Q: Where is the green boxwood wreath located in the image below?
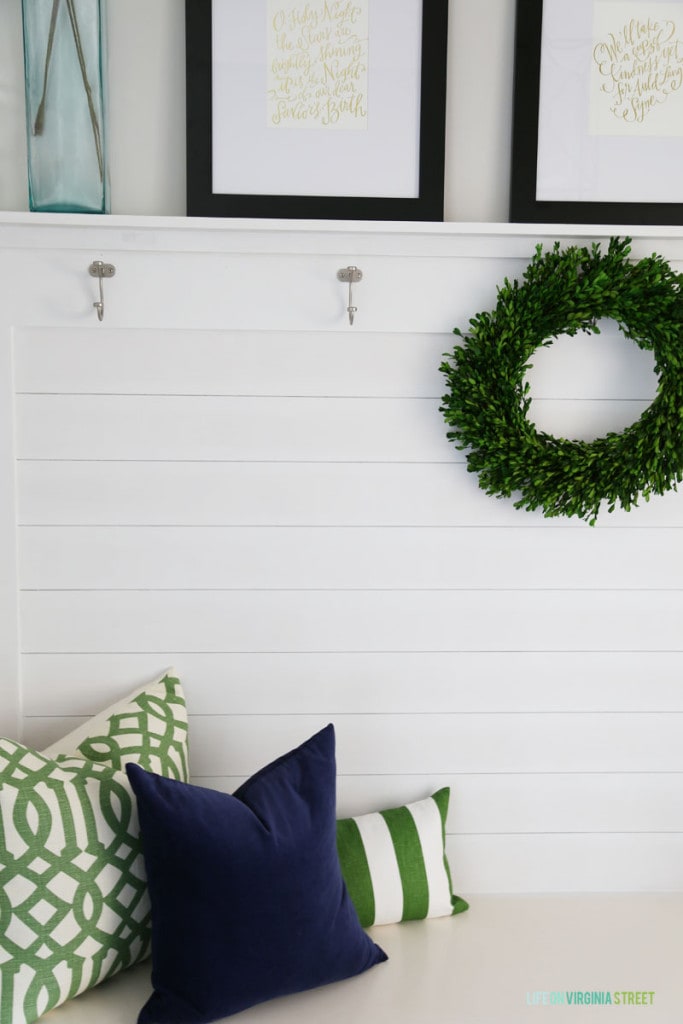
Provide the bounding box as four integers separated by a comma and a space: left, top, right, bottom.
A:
439, 237, 683, 525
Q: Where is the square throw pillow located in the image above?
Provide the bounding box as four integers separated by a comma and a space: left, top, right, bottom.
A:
0, 671, 188, 1024
127, 724, 387, 1023
336, 788, 469, 927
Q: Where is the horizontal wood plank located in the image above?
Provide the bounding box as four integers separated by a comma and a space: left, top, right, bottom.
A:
18, 460, 683, 527
14, 328, 449, 398
15, 395, 454, 462
191, 713, 683, 777
19, 589, 683, 656
20, 651, 683, 717
22, 712, 683, 775
15, 394, 654, 462
18, 525, 683, 590
449, 833, 683, 892
193, 772, 683, 834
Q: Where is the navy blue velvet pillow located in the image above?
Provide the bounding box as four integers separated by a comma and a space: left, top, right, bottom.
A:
126, 725, 387, 1023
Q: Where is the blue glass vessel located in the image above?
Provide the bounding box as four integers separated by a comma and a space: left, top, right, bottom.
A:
22, 0, 109, 213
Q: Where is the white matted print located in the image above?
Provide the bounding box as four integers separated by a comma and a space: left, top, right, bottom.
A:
212, 0, 421, 199
266, 0, 369, 130
590, 3, 683, 135
536, 0, 683, 203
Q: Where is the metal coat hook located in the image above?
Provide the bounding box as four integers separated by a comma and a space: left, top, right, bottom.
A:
88, 260, 116, 321
337, 266, 362, 325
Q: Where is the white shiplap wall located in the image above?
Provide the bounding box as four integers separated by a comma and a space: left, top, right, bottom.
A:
2, 214, 683, 894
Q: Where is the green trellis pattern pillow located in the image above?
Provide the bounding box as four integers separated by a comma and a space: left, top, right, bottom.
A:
336, 788, 469, 927
0, 671, 188, 1024
40, 671, 188, 777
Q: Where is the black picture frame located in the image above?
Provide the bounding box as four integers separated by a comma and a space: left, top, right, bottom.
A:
185, 0, 448, 221
510, 0, 683, 225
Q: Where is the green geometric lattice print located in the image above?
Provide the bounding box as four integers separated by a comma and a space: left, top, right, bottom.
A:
45, 673, 189, 781
0, 746, 148, 1023
0, 672, 189, 1024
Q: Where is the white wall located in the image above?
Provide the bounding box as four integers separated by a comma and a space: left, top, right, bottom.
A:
0, 0, 515, 221
2, 216, 683, 894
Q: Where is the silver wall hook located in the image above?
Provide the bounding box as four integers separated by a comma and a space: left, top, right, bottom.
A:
88, 260, 116, 321
337, 266, 362, 326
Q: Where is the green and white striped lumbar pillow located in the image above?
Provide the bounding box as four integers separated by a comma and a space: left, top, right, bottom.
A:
336, 788, 469, 927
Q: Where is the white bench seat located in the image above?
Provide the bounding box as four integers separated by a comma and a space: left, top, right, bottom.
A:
43, 893, 683, 1024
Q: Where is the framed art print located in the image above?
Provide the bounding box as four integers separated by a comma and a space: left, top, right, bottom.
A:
511, 0, 683, 223
185, 0, 449, 220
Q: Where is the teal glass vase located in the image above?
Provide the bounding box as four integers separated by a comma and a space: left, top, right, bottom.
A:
21, 0, 109, 213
